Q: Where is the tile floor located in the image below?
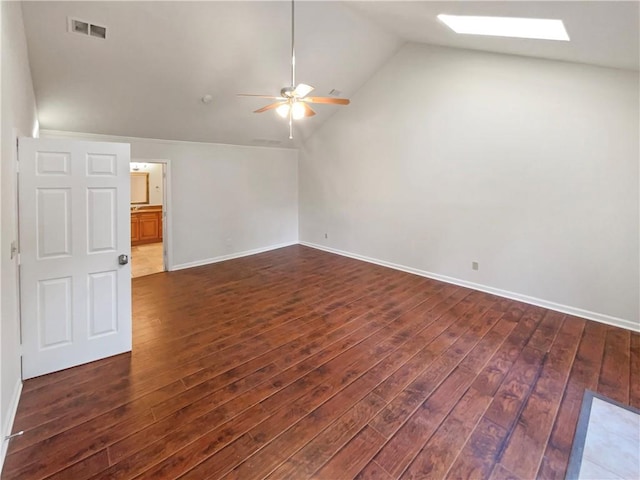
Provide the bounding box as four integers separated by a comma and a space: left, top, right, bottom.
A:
131, 242, 164, 278
571, 393, 640, 479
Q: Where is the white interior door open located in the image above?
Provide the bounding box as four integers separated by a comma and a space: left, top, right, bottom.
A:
19, 137, 132, 379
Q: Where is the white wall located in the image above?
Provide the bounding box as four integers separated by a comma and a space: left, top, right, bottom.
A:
130, 162, 163, 206
299, 43, 639, 330
147, 163, 163, 206
1, 1, 39, 467
43, 131, 299, 269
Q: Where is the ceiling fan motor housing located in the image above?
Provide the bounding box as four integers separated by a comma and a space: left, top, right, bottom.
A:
281, 87, 296, 98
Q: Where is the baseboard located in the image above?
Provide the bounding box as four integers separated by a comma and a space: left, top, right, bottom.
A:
171, 241, 299, 271
300, 241, 639, 333
1, 379, 23, 472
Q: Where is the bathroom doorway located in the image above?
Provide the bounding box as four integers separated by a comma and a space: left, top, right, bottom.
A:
130, 160, 169, 278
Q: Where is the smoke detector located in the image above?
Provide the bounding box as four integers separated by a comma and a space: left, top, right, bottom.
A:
68, 17, 107, 39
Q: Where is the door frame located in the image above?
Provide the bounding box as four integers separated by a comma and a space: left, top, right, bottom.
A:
130, 159, 172, 271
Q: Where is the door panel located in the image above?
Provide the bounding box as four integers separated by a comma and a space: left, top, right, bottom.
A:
19, 138, 132, 379
88, 271, 118, 337
87, 153, 116, 176
87, 188, 117, 253
36, 151, 69, 175
139, 214, 159, 240
36, 188, 72, 258
37, 277, 72, 348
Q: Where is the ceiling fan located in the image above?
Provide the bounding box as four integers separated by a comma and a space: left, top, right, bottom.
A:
238, 0, 350, 139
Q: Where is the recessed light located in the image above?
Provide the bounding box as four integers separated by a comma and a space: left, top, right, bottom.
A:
201, 94, 213, 104
437, 14, 570, 41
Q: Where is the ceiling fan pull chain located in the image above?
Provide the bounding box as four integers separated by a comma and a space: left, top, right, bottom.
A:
289, 110, 293, 140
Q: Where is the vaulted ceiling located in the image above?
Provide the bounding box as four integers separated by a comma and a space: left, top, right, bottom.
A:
21, 1, 639, 148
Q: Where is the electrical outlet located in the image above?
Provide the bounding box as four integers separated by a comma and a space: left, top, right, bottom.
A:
472, 261, 479, 271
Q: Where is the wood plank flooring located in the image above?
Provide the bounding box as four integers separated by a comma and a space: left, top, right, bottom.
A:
2, 245, 638, 479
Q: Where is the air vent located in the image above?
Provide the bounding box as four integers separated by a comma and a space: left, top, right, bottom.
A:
68, 17, 107, 39
329, 89, 342, 97
90, 24, 106, 39
70, 18, 88, 35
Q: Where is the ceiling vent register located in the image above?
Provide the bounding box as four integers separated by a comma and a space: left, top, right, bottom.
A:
68, 18, 107, 39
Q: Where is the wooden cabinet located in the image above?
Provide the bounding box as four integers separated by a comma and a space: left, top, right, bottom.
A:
131, 207, 163, 245
131, 216, 140, 243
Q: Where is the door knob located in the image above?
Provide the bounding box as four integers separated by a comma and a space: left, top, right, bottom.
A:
118, 254, 129, 265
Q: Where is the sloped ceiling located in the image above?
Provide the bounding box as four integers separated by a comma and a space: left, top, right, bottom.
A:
22, 1, 402, 147
347, 1, 639, 71
21, 1, 638, 148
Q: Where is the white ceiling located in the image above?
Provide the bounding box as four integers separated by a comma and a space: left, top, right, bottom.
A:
21, 1, 639, 148
22, 1, 402, 147
347, 1, 639, 71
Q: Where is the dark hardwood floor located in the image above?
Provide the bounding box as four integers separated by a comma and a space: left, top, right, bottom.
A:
2, 245, 638, 479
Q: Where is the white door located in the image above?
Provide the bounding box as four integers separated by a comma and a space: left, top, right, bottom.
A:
19, 138, 132, 379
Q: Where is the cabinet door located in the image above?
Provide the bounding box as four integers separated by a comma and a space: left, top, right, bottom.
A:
131, 216, 140, 242
139, 213, 159, 241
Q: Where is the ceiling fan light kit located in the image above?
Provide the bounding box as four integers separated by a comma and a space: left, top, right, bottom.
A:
277, 101, 306, 120
237, 0, 350, 139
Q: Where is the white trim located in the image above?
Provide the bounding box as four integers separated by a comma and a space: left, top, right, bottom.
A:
162, 160, 173, 271
40, 129, 297, 152
171, 241, 298, 271
300, 241, 640, 333
1, 380, 22, 471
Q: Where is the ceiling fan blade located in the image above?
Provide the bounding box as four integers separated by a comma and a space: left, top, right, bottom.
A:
238, 94, 285, 100
301, 103, 316, 117
303, 97, 350, 105
254, 102, 286, 113
293, 83, 314, 98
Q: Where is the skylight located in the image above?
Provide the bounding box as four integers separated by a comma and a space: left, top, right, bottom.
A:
437, 14, 570, 41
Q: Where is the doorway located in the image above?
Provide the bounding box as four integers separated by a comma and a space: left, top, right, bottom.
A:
129, 160, 169, 278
